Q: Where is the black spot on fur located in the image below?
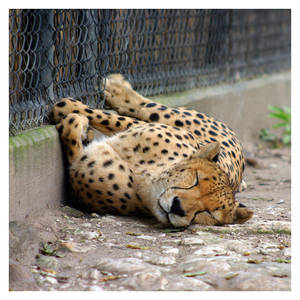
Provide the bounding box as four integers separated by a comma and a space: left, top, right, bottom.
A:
80, 155, 88, 161
108, 173, 115, 180
158, 105, 168, 111
68, 117, 75, 124
142, 147, 150, 153
88, 161, 95, 168
150, 113, 159, 121
85, 108, 93, 114
183, 111, 192, 116
146, 102, 157, 107
103, 159, 113, 167
56, 101, 66, 107
208, 130, 218, 136
101, 120, 109, 126
175, 120, 184, 127
133, 144, 141, 152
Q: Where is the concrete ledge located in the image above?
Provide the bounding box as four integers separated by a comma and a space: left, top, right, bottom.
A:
9, 126, 65, 221
9, 72, 290, 221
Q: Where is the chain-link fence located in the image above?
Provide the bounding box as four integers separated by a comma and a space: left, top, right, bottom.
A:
9, 9, 291, 135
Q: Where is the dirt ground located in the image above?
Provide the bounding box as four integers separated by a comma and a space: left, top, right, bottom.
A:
9, 142, 291, 291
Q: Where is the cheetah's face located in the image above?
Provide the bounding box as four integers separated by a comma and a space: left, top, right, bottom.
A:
152, 143, 253, 227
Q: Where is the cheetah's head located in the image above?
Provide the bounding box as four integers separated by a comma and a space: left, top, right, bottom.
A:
153, 142, 253, 227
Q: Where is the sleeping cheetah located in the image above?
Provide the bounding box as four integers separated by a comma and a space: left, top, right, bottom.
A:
52, 74, 253, 227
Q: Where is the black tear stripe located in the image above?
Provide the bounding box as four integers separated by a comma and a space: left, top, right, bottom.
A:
170, 172, 199, 190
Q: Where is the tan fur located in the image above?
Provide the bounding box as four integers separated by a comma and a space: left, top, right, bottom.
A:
52, 74, 253, 227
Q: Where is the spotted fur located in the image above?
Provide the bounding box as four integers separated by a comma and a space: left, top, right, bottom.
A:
52, 74, 253, 227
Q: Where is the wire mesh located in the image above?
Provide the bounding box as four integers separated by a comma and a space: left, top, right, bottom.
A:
9, 9, 291, 135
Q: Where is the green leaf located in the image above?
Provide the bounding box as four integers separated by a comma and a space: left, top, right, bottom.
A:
272, 122, 288, 129
269, 112, 289, 121
259, 128, 276, 141
268, 105, 284, 113
282, 134, 291, 145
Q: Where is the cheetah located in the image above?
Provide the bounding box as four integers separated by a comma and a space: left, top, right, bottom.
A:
52, 74, 253, 227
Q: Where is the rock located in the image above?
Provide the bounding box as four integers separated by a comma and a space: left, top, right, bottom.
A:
284, 247, 291, 257
88, 285, 104, 291
226, 272, 290, 291
180, 237, 205, 246
9, 221, 41, 266
81, 223, 92, 228
178, 258, 231, 274
83, 231, 100, 240
96, 257, 153, 274
163, 275, 212, 291
136, 235, 157, 241
60, 241, 96, 253
9, 261, 39, 291
193, 245, 228, 256
89, 269, 101, 280
120, 270, 163, 290
224, 240, 252, 255
61, 206, 86, 218
161, 247, 179, 255
43, 276, 58, 285
147, 256, 176, 266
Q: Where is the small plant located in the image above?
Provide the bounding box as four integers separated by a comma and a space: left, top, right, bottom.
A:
260, 105, 291, 147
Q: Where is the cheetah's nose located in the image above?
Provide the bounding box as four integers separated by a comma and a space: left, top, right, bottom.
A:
170, 196, 186, 217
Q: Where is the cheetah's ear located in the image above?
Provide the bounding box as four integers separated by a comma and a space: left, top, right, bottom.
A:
197, 141, 221, 162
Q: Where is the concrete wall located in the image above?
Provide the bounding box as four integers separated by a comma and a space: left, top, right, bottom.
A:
9, 126, 66, 221
9, 72, 291, 221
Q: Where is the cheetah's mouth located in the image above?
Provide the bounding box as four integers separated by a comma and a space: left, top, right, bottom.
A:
158, 201, 171, 224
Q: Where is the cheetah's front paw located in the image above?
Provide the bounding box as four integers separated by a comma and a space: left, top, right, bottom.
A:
104, 74, 139, 115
